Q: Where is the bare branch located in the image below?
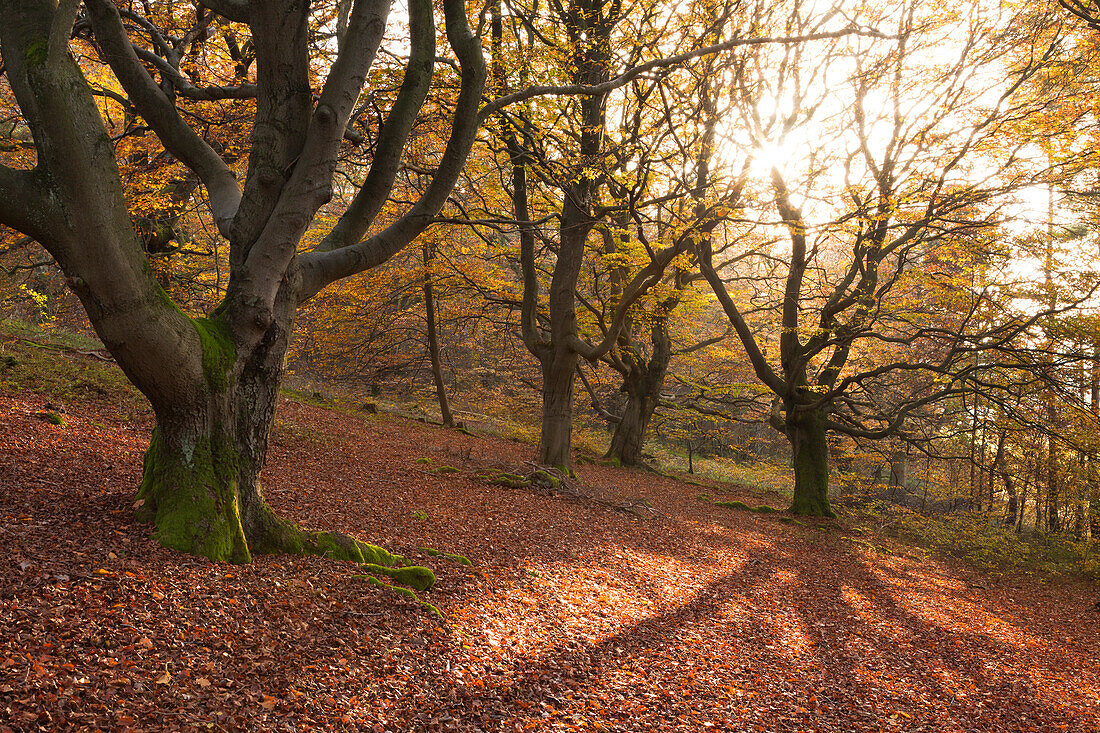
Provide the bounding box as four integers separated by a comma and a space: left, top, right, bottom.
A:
85, 0, 241, 234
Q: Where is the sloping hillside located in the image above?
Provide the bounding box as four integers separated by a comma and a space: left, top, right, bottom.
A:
1, 331, 1098, 732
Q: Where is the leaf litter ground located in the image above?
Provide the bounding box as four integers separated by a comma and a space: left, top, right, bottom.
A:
1, 388, 1098, 732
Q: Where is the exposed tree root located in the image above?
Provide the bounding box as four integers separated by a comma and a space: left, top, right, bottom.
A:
472, 462, 661, 518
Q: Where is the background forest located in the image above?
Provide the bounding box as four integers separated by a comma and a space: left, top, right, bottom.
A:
2, 0, 1100, 571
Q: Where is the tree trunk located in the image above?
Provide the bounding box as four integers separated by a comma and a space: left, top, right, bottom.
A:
423, 243, 454, 427
889, 449, 908, 491
133, 305, 402, 565
605, 363, 664, 467
787, 407, 836, 517
606, 387, 654, 466
133, 312, 274, 562
605, 307, 672, 466
538, 348, 578, 467
1003, 472, 1018, 528
1047, 433, 1061, 533
135, 394, 251, 563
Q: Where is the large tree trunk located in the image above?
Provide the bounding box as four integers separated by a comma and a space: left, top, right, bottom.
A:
606, 308, 672, 466
538, 349, 578, 467
787, 407, 836, 517
135, 395, 251, 562
606, 386, 654, 466
133, 302, 401, 565
606, 364, 665, 466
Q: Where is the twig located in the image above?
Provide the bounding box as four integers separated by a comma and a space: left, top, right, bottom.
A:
8, 336, 114, 362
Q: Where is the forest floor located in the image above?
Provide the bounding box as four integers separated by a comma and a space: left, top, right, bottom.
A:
2, 339, 1099, 732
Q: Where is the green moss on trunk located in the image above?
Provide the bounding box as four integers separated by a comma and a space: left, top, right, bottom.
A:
134, 307, 429, 578
191, 316, 234, 392
243, 503, 409, 567
788, 410, 837, 518
136, 428, 251, 563
24, 37, 48, 66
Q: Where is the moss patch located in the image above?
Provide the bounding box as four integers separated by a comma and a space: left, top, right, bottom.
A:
419, 547, 473, 566
712, 499, 781, 514
530, 469, 561, 488
191, 316, 234, 392
243, 501, 407, 568
136, 428, 251, 564
295, 529, 405, 566
482, 470, 528, 488
356, 575, 442, 617
24, 37, 48, 67
362, 563, 436, 591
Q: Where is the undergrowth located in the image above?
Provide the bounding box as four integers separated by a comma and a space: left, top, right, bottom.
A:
855, 503, 1100, 578
0, 319, 142, 412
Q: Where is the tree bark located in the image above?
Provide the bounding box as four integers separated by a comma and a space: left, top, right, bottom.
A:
1047, 431, 1061, 533
787, 407, 836, 517
1003, 471, 1018, 528
538, 347, 578, 466
132, 298, 392, 563
423, 242, 454, 427
606, 385, 656, 466
605, 317, 671, 466
889, 449, 908, 491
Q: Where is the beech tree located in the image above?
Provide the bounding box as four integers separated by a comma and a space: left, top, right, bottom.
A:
587, 67, 734, 466
0, 0, 486, 563
699, 0, 1090, 516
488, 0, 859, 467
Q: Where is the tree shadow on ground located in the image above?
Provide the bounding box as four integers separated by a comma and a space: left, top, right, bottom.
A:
383, 542, 1100, 732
